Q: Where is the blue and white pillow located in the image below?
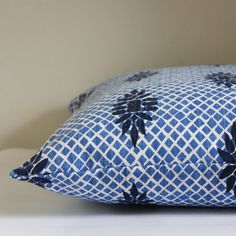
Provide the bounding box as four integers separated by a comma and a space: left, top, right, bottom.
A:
10, 65, 236, 206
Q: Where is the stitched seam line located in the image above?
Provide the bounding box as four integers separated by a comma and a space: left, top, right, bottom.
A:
38, 161, 225, 178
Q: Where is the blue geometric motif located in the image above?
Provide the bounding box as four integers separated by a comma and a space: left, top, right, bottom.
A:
10, 65, 236, 207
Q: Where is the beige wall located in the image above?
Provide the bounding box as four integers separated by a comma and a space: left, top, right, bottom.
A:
0, 0, 236, 149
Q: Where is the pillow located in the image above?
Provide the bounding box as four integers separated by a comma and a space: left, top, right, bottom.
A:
10, 65, 236, 206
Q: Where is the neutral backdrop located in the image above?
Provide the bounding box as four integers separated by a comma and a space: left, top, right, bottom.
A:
1, 0, 236, 150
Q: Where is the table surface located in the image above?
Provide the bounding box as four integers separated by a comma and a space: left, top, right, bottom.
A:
1, 148, 236, 236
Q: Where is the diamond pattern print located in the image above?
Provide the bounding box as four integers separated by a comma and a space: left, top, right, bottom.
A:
10, 65, 236, 206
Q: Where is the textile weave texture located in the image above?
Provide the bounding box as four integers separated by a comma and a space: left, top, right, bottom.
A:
10, 65, 236, 206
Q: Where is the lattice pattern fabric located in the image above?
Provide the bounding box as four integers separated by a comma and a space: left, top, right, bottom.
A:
10, 65, 236, 206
